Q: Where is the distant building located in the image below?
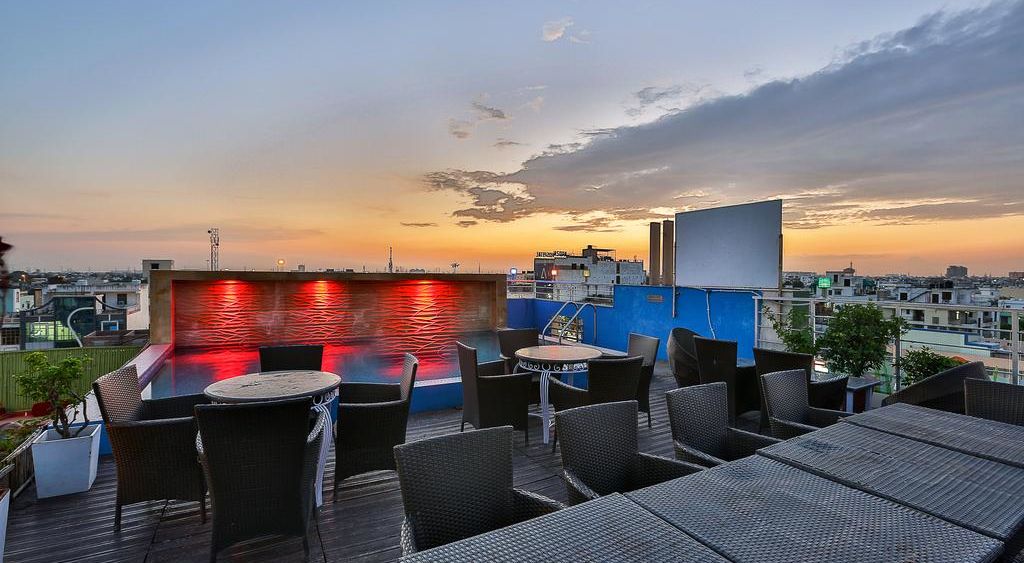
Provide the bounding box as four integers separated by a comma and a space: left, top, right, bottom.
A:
533, 245, 645, 302
946, 265, 968, 278
818, 264, 871, 299
1010, 271, 1024, 281
142, 259, 174, 282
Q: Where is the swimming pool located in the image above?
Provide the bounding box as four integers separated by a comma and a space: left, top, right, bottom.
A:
147, 330, 500, 398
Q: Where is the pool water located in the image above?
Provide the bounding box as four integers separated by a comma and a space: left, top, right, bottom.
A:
147, 330, 500, 398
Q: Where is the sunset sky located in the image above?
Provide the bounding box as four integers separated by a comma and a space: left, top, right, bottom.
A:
2, 1, 1022, 275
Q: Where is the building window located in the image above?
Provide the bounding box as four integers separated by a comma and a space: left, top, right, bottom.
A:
151, 264, 160, 270
900, 292, 908, 300
844, 279, 851, 287
116, 293, 128, 306
0, 327, 18, 346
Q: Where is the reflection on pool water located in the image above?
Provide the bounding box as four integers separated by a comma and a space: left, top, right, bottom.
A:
148, 330, 500, 398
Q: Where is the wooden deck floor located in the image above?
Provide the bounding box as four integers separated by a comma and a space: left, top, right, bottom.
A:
4, 365, 718, 562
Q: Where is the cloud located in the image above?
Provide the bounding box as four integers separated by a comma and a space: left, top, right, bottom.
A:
400, 222, 438, 228
429, 1, 1024, 229
448, 100, 511, 138
542, 18, 573, 42
456, 220, 478, 228
448, 118, 473, 139
471, 101, 508, 121
625, 83, 719, 117
525, 96, 544, 112
494, 138, 526, 149
569, 29, 591, 44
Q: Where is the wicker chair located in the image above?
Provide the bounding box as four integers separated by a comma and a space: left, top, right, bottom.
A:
964, 378, 1024, 426
497, 328, 539, 374
92, 365, 209, 532
627, 333, 661, 428
334, 353, 418, 494
693, 337, 740, 423
666, 382, 780, 467
457, 342, 532, 442
258, 344, 324, 372
394, 426, 565, 554
761, 369, 850, 439
196, 398, 326, 562
753, 347, 848, 412
555, 401, 703, 505
548, 355, 644, 451
882, 361, 987, 414
667, 327, 700, 388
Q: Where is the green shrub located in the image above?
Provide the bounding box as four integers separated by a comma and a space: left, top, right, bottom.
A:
817, 304, 907, 378
900, 347, 967, 386
763, 306, 818, 355
14, 352, 92, 439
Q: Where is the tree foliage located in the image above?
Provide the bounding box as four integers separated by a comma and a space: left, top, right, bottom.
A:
763, 305, 818, 355
817, 304, 907, 378
900, 347, 967, 386
14, 352, 91, 439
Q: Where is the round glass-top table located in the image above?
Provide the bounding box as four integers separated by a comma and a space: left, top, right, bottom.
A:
515, 345, 603, 444
203, 370, 341, 506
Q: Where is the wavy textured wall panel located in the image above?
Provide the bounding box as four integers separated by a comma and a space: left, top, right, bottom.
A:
172, 280, 495, 363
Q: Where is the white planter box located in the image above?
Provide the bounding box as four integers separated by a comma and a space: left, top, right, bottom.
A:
0, 489, 9, 563
31, 424, 101, 499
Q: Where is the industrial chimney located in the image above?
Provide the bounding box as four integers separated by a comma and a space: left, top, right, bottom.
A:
648, 222, 661, 285
661, 219, 674, 286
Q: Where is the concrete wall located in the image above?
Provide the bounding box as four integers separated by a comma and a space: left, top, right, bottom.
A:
508, 285, 759, 360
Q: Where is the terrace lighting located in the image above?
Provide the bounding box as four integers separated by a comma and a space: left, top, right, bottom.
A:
551, 269, 558, 278
277, 259, 286, 272
509, 268, 518, 277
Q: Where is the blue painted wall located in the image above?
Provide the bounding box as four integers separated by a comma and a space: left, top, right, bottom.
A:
508, 285, 759, 360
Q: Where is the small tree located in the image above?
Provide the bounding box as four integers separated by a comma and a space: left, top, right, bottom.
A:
817, 304, 907, 378
14, 352, 92, 439
763, 305, 818, 355
900, 347, 967, 386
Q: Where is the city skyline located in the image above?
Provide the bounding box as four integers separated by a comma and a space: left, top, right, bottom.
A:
2, 1, 1022, 275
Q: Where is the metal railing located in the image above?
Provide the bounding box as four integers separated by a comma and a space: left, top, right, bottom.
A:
754, 295, 1022, 393
506, 280, 616, 305
541, 301, 599, 345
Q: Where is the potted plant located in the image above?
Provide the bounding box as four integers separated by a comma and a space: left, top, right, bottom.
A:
14, 352, 100, 498
763, 305, 818, 355
899, 347, 967, 387
817, 303, 907, 379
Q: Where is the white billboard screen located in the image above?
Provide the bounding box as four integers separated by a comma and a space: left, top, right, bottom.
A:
674, 200, 782, 289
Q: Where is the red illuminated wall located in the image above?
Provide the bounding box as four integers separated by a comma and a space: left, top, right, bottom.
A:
172, 279, 495, 361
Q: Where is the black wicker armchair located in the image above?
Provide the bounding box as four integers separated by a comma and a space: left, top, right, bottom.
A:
457, 342, 532, 442
753, 347, 848, 411
258, 344, 324, 372
761, 369, 850, 439
693, 337, 739, 422
667, 327, 700, 388
882, 361, 988, 414
665, 382, 780, 467
497, 328, 539, 374
556, 401, 703, 505
394, 426, 565, 554
627, 333, 661, 428
196, 398, 326, 562
548, 355, 644, 451
964, 377, 1024, 426
334, 353, 418, 494
92, 364, 209, 532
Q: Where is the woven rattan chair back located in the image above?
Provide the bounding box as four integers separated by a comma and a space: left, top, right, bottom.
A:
666, 383, 729, 457
753, 347, 813, 381
761, 369, 810, 424
883, 360, 987, 413
456, 342, 481, 425
497, 328, 539, 361
965, 377, 1024, 426
394, 426, 515, 551
400, 353, 419, 401
694, 337, 738, 386
627, 333, 660, 367
668, 327, 700, 387
555, 401, 639, 496
196, 398, 315, 554
586, 356, 644, 405
258, 344, 324, 372
93, 364, 143, 423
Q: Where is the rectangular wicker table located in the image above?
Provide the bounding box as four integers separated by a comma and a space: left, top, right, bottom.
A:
399, 493, 728, 563
627, 456, 1001, 563
759, 422, 1024, 548
843, 403, 1024, 468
